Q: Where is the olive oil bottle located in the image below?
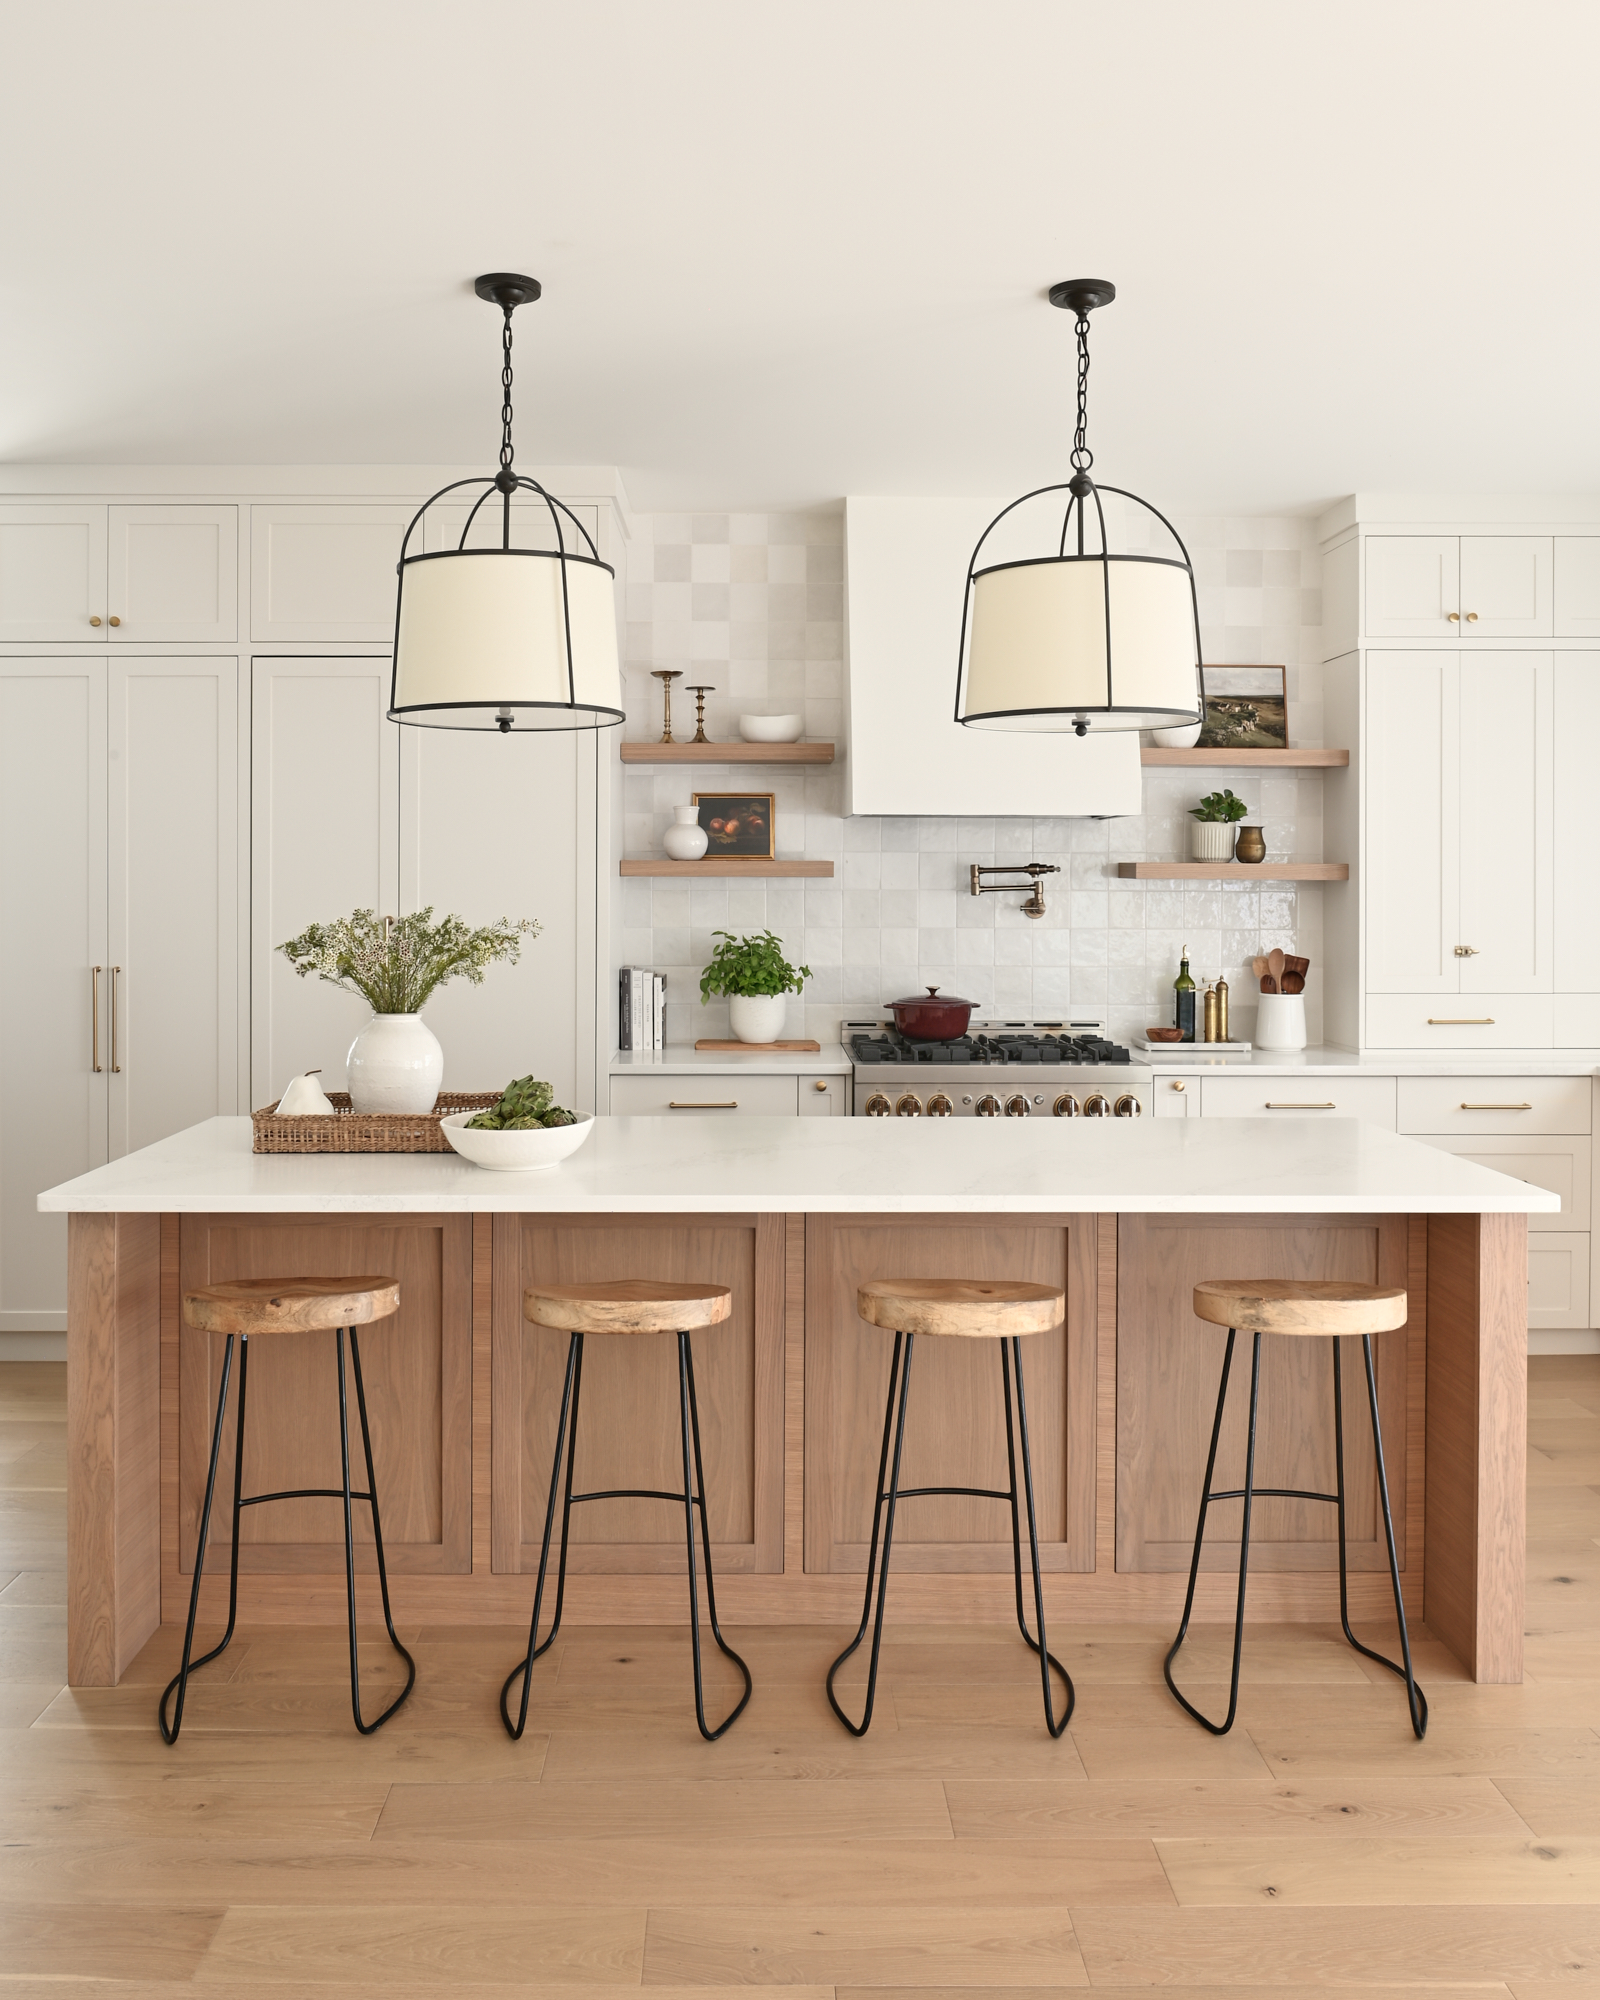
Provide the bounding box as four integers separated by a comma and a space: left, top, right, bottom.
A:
1174, 945, 1196, 1042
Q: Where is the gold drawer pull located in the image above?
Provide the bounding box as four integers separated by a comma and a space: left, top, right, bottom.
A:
1428, 1017, 1494, 1025
1460, 1101, 1532, 1111
668, 1100, 738, 1109
1265, 1101, 1337, 1109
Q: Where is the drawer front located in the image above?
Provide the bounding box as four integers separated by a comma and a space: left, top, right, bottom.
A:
1365, 993, 1553, 1050
1397, 1075, 1590, 1134
1153, 1077, 1192, 1118
609, 1073, 799, 1116
798, 1076, 844, 1117
1200, 1074, 1396, 1126
1412, 1133, 1589, 1230
1529, 1231, 1592, 1329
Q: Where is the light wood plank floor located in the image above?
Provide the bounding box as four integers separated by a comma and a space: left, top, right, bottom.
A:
4, 1354, 1600, 1994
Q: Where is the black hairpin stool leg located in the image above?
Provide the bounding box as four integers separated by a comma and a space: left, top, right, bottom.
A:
1001, 1338, 1075, 1735
160, 1332, 249, 1743
826, 1330, 915, 1737
339, 1326, 416, 1734
678, 1331, 753, 1739
1334, 1336, 1428, 1738
1164, 1326, 1262, 1736
502, 1329, 584, 1739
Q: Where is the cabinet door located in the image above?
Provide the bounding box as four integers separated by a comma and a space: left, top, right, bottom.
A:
1553, 653, 1600, 994
1365, 652, 1458, 991
1365, 536, 1458, 636
251, 658, 398, 1104
1459, 536, 1552, 637
108, 660, 240, 1157
108, 506, 237, 642
0, 506, 106, 642
1555, 538, 1600, 638
250, 506, 411, 642
399, 725, 581, 1108
1458, 652, 1551, 992
0, 661, 108, 1331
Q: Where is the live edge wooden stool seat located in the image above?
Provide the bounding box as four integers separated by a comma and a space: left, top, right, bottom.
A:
503, 1279, 753, 1743
827, 1278, 1074, 1740
1165, 1278, 1426, 1740
160, 1277, 416, 1744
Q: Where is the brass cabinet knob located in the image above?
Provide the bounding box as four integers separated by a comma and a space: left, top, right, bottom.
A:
813, 1080, 828, 1091
1465, 611, 1478, 622
108, 615, 122, 627
89, 615, 102, 626
1447, 611, 1460, 622
1172, 1080, 1186, 1092
1454, 945, 1479, 957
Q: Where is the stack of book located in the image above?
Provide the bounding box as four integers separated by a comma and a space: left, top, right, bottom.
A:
618, 966, 667, 1051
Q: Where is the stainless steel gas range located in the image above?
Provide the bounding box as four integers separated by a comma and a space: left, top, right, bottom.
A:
843, 1018, 1153, 1118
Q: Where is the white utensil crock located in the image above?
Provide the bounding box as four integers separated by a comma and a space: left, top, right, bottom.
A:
346, 1013, 444, 1113
662, 804, 709, 860
728, 993, 787, 1044
1254, 993, 1307, 1051
1189, 820, 1237, 862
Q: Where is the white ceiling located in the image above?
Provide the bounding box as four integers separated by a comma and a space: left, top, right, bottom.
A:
3, 0, 1596, 512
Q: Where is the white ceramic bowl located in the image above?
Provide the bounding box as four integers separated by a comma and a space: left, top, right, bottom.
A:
440, 1110, 596, 1172
738, 713, 804, 743
1150, 720, 1203, 749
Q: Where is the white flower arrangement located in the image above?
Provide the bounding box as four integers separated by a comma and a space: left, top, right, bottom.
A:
277, 907, 539, 1015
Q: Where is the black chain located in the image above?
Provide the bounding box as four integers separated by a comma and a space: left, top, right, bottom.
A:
499, 308, 515, 472
1070, 312, 1093, 473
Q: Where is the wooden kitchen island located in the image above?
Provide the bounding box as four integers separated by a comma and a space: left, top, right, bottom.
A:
40, 1114, 1552, 1687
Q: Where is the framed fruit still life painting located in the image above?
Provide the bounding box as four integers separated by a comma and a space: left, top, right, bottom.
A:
694, 792, 776, 858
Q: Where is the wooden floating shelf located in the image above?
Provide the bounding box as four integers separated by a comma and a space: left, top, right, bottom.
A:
1116, 861, 1349, 881
620, 741, 835, 764
1140, 748, 1349, 767
620, 858, 834, 878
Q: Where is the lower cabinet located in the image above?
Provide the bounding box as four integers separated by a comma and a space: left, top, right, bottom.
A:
1199, 1074, 1397, 1126
609, 1072, 805, 1115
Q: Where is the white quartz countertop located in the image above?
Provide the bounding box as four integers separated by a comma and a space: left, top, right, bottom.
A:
38, 1114, 1558, 1217
1144, 1044, 1600, 1077
610, 1043, 849, 1075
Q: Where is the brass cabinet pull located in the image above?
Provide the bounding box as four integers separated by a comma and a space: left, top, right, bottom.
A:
1447, 611, 1460, 622
1460, 1101, 1532, 1111
1453, 945, 1479, 957
110, 966, 121, 1073
1265, 1101, 1337, 1109
89, 614, 103, 627
1428, 1017, 1494, 1025
668, 1099, 737, 1109
1465, 611, 1479, 622
813, 1080, 829, 1092
90, 966, 103, 1073
108, 615, 122, 627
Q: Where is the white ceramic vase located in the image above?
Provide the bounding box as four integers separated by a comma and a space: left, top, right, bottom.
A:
728, 992, 787, 1044
346, 1013, 444, 1113
1190, 819, 1237, 862
662, 804, 709, 861
1254, 993, 1307, 1052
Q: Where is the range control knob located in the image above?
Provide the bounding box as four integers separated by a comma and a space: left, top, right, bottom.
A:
925, 1092, 954, 1117
1003, 1093, 1032, 1117
1082, 1092, 1110, 1117
1053, 1093, 1080, 1117
864, 1092, 892, 1118
895, 1093, 923, 1117
974, 1093, 1001, 1117
1113, 1093, 1143, 1118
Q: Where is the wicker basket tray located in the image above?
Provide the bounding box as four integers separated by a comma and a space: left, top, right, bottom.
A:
252, 1091, 502, 1155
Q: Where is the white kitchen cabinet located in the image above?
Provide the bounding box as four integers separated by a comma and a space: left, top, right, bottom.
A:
1198, 1073, 1396, 1126
1364, 652, 1457, 991
107, 506, 237, 642
249, 506, 411, 643
1397, 1073, 1590, 1135
1365, 536, 1459, 637
798, 1076, 843, 1115
1555, 538, 1600, 636
1458, 653, 1551, 991
250, 657, 398, 1104
1151, 1077, 1192, 1117
1364, 994, 1553, 1050
398, 725, 582, 1110
1413, 1133, 1588, 1232
1553, 653, 1600, 998
609, 1073, 801, 1115
1458, 537, 1552, 636
0, 507, 106, 640
1528, 1232, 1591, 1330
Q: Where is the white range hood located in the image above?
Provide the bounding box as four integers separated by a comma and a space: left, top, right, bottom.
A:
843, 496, 1143, 818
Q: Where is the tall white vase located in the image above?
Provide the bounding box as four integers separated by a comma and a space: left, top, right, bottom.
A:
346, 1013, 444, 1113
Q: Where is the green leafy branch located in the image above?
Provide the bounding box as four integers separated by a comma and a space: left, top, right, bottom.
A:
277, 907, 539, 1015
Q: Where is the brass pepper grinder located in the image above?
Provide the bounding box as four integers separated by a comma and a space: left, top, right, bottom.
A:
684, 684, 715, 744
1202, 980, 1220, 1043
651, 669, 683, 743
1216, 973, 1230, 1043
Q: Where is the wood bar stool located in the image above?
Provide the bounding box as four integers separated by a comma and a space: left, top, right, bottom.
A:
160, 1277, 417, 1744
1164, 1278, 1426, 1740
502, 1279, 753, 1743
826, 1278, 1075, 1740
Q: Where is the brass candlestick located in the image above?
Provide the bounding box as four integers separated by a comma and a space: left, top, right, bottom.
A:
651, 670, 683, 743
685, 684, 715, 744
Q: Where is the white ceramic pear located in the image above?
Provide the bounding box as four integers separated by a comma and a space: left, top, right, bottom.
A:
277, 1070, 336, 1115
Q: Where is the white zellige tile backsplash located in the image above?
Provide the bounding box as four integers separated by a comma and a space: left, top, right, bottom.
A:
618, 508, 1326, 1050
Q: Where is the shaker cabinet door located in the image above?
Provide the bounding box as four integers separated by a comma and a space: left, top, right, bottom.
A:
1458, 536, 1552, 637
1456, 652, 1551, 993
250, 506, 410, 642
1364, 652, 1458, 992
1365, 536, 1459, 636
108, 505, 237, 642
0, 506, 107, 642
1554, 653, 1600, 995
1555, 538, 1600, 637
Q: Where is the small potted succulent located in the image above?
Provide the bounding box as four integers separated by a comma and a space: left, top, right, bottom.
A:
699, 929, 811, 1044
1189, 788, 1248, 863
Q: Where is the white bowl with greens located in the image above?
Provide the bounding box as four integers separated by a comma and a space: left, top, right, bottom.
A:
440, 1076, 595, 1172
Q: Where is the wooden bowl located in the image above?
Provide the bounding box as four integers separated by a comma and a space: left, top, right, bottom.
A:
1145, 1027, 1185, 1043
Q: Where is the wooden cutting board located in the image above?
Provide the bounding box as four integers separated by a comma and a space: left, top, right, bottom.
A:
693, 1038, 822, 1053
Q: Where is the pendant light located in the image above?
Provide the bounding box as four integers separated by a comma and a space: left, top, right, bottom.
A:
388, 274, 623, 733
956, 280, 1203, 736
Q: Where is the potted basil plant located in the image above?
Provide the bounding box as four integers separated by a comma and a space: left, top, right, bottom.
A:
1188, 788, 1248, 863
699, 929, 812, 1045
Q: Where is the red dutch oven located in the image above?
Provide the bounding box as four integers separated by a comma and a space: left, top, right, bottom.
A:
883, 986, 978, 1041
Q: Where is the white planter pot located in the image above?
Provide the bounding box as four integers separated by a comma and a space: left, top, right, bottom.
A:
1189, 819, 1237, 862
662, 804, 709, 861
346, 1013, 444, 1113
728, 992, 788, 1044
1254, 993, 1307, 1052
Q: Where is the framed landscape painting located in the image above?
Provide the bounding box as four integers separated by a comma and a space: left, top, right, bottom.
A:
1197, 665, 1289, 750
694, 791, 776, 858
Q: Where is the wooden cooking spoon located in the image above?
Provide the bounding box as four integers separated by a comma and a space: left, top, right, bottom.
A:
1268, 948, 1286, 988
1281, 970, 1305, 994
1252, 956, 1268, 979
